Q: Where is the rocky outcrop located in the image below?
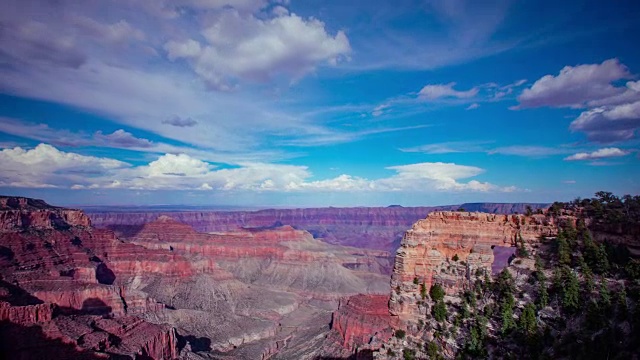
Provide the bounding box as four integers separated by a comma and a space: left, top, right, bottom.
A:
331, 294, 392, 350
0, 301, 55, 324
389, 211, 558, 330
0, 196, 91, 231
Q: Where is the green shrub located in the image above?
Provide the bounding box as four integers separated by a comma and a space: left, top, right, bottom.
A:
430, 284, 446, 302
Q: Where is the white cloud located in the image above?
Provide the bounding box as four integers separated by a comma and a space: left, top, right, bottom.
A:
147, 153, 214, 177
517, 58, 632, 108
515, 59, 640, 142
400, 141, 489, 154
418, 82, 478, 100
94, 130, 154, 148
376, 162, 512, 192
0, 144, 129, 188
0, 144, 517, 193
466, 103, 479, 110
488, 145, 573, 157
564, 147, 630, 161
165, 10, 351, 90
372, 104, 390, 117
569, 100, 640, 142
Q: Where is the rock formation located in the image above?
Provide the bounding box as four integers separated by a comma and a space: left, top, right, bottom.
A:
87, 204, 548, 253
389, 211, 558, 330
0, 197, 182, 359
330, 294, 392, 350
1, 196, 399, 359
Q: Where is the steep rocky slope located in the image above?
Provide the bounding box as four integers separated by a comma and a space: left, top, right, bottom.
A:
0, 197, 182, 359
389, 211, 558, 330
0, 196, 396, 359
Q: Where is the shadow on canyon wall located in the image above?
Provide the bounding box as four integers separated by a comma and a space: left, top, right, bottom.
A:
0, 321, 106, 360
55, 298, 113, 316
0, 279, 44, 306
315, 350, 374, 360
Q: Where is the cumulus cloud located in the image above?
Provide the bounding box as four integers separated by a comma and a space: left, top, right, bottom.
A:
94, 130, 154, 148
146, 153, 214, 177
0, 0, 360, 159
164, 9, 351, 90
516, 59, 640, 142
0, 144, 517, 193
418, 82, 478, 100
0, 144, 129, 188
569, 100, 640, 142
564, 147, 630, 161
162, 116, 198, 127
517, 59, 632, 108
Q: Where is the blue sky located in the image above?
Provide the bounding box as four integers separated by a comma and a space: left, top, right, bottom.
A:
0, 0, 639, 207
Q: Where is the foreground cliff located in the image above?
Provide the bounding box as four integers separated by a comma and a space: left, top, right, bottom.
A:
376, 193, 640, 359
389, 211, 558, 330
0, 197, 180, 359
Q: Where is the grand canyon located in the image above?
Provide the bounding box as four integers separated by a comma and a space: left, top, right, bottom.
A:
2, 1, 639, 359
0, 195, 552, 359
3, 193, 639, 359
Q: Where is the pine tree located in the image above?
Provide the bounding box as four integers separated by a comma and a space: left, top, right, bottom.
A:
616, 285, 628, 318
519, 303, 538, 336
599, 281, 611, 307
557, 235, 571, 266
501, 295, 516, 335
562, 268, 580, 313
537, 279, 549, 309
430, 284, 445, 302
433, 300, 447, 322
583, 265, 594, 294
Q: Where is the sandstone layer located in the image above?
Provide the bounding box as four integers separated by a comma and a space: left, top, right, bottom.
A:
389, 211, 558, 330
330, 294, 392, 350
87, 203, 548, 252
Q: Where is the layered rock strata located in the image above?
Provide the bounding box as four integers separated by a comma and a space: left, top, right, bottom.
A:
330, 294, 392, 350
389, 211, 558, 330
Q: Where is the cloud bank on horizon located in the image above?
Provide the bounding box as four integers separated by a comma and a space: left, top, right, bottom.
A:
0, 0, 638, 206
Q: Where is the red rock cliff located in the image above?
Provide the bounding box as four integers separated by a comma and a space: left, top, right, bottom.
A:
331, 294, 392, 350
0, 196, 91, 231
389, 211, 558, 330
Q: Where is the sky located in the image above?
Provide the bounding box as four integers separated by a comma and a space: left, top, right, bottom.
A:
0, 0, 639, 207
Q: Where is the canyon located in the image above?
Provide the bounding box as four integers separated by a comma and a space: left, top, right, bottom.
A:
87, 203, 548, 253
0, 196, 552, 359
0, 197, 394, 359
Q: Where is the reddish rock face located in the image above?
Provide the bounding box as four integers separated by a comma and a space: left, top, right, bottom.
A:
389, 211, 558, 330
330, 294, 392, 350
89, 207, 452, 252
87, 204, 548, 252
0, 196, 91, 231
0, 301, 55, 325
0, 197, 180, 359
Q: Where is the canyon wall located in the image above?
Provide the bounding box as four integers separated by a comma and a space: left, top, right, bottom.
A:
330, 294, 392, 350
87, 203, 548, 252
389, 211, 558, 330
